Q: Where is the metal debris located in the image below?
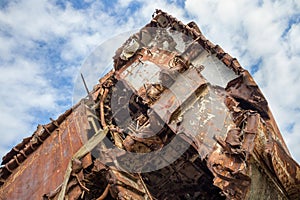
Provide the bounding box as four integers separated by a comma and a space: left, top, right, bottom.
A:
1, 9, 300, 200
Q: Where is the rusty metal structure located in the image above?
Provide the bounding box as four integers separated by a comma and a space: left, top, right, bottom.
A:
1, 10, 300, 200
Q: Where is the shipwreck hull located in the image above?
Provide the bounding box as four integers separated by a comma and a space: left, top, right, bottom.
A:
1, 9, 300, 200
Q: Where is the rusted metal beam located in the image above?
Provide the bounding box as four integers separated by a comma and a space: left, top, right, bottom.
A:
1, 9, 299, 200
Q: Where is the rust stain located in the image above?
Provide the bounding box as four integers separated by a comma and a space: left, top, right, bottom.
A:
1, 9, 299, 200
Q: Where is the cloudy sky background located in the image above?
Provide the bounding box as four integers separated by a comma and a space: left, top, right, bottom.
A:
0, 0, 300, 163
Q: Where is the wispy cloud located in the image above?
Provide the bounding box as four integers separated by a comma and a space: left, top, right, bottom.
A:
0, 0, 299, 163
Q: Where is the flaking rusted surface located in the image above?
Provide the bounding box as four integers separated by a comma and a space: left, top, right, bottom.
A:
0, 103, 92, 199
1, 9, 299, 200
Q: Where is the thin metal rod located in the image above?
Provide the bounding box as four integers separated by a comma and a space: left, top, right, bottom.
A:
81, 73, 90, 96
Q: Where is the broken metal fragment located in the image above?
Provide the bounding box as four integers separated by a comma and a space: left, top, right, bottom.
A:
1, 9, 299, 200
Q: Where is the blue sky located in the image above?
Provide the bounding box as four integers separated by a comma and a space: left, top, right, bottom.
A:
0, 0, 300, 163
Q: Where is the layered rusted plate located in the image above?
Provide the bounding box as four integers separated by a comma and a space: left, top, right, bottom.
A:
0, 104, 91, 199
1, 9, 300, 200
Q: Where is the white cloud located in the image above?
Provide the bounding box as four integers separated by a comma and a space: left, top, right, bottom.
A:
287, 23, 300, 55
0, 58, 58, 146
0, 0, 299, 165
